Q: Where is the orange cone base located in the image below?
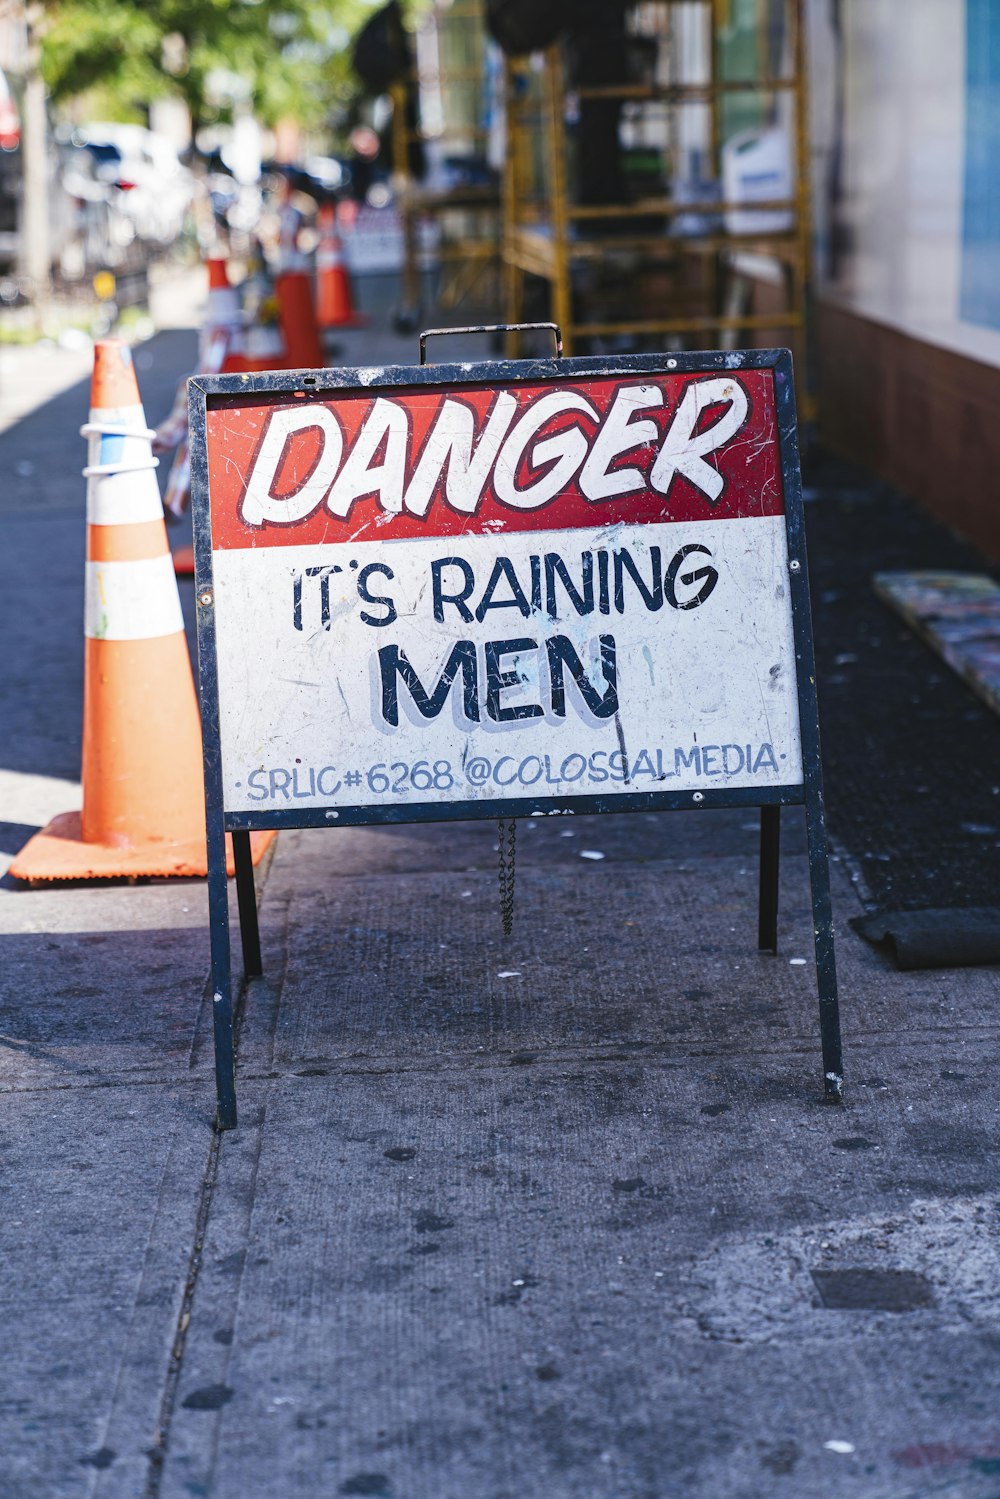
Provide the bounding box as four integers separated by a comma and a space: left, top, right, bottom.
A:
9, 811, 276, 883
172, 545, 195, 576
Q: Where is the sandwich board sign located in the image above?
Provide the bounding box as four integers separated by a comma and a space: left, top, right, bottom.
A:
189, 340, 843, 1129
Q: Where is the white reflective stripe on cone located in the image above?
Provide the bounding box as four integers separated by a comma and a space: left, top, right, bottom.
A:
84, 431, 158, 471
85, 555, 185, 640
207, 288, 242, 324
88, 402, 149, 428
244, 325, 284, 357
198, 328, 232, 374
87, 464, 165, 527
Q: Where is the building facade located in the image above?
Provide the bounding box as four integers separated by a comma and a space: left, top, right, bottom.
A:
813, 0, 1000, 558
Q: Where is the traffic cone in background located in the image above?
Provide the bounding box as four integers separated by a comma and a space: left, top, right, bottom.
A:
240, 243, 287, 372
275, 265, 325, 369
206, 254, 240, 320
10, 341, 273, 881
272, 183, 325, 368
242, 318, 286, 373
169, 254, 252, 577
201, 255, 247, 375
316, 204, 366, 330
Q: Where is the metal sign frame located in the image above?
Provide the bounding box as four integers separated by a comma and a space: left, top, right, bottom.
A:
189, 345, 843, 1129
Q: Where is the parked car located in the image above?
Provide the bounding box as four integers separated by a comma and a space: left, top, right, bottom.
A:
56, 137, 136, 277
72, 123, 196, 246
0, 98, 164, 286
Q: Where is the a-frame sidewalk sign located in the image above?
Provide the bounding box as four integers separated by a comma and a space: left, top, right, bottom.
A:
188, 330, 843, 1130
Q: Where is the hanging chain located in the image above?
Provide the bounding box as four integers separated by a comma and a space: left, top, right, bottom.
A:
497, 817, 516, 937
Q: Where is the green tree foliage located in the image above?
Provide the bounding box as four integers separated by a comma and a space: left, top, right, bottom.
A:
39, 0, 379, 130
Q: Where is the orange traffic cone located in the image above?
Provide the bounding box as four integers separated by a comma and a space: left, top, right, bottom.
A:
272, 194, 325, 369
275, 266, 325, 369
206, 254, 240, 320
202, 255, 248, 374
240, 247, 286, 372
169, 256, 251, 578
241, 320, 286, 372
315, 204, 366, 329
10, 342, 273, 882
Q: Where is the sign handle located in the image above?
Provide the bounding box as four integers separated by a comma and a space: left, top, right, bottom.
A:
419, 322, 563, 365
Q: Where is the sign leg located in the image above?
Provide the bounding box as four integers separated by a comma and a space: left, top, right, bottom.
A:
232, 830, 262, 979
804, 791, 844, 1100
758, 804, 780, 953
207, 814, 237, 1130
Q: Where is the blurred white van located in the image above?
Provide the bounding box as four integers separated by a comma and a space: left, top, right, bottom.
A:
74, 123, 196, 245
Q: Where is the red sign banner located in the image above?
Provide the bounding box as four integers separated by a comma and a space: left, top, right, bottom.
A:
206, 369, 782, 549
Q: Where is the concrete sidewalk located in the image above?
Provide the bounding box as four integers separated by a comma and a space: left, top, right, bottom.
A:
2, 297, 1000, 1499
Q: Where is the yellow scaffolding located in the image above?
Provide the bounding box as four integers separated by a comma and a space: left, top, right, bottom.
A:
390, 0, 502, 329
501, 0, 812, 398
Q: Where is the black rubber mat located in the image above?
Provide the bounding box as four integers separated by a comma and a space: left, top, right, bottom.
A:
851, 907, 1000, 969
802, 450, 1000, 912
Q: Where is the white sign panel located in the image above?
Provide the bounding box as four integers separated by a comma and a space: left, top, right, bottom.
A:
203, 362, 802, 818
